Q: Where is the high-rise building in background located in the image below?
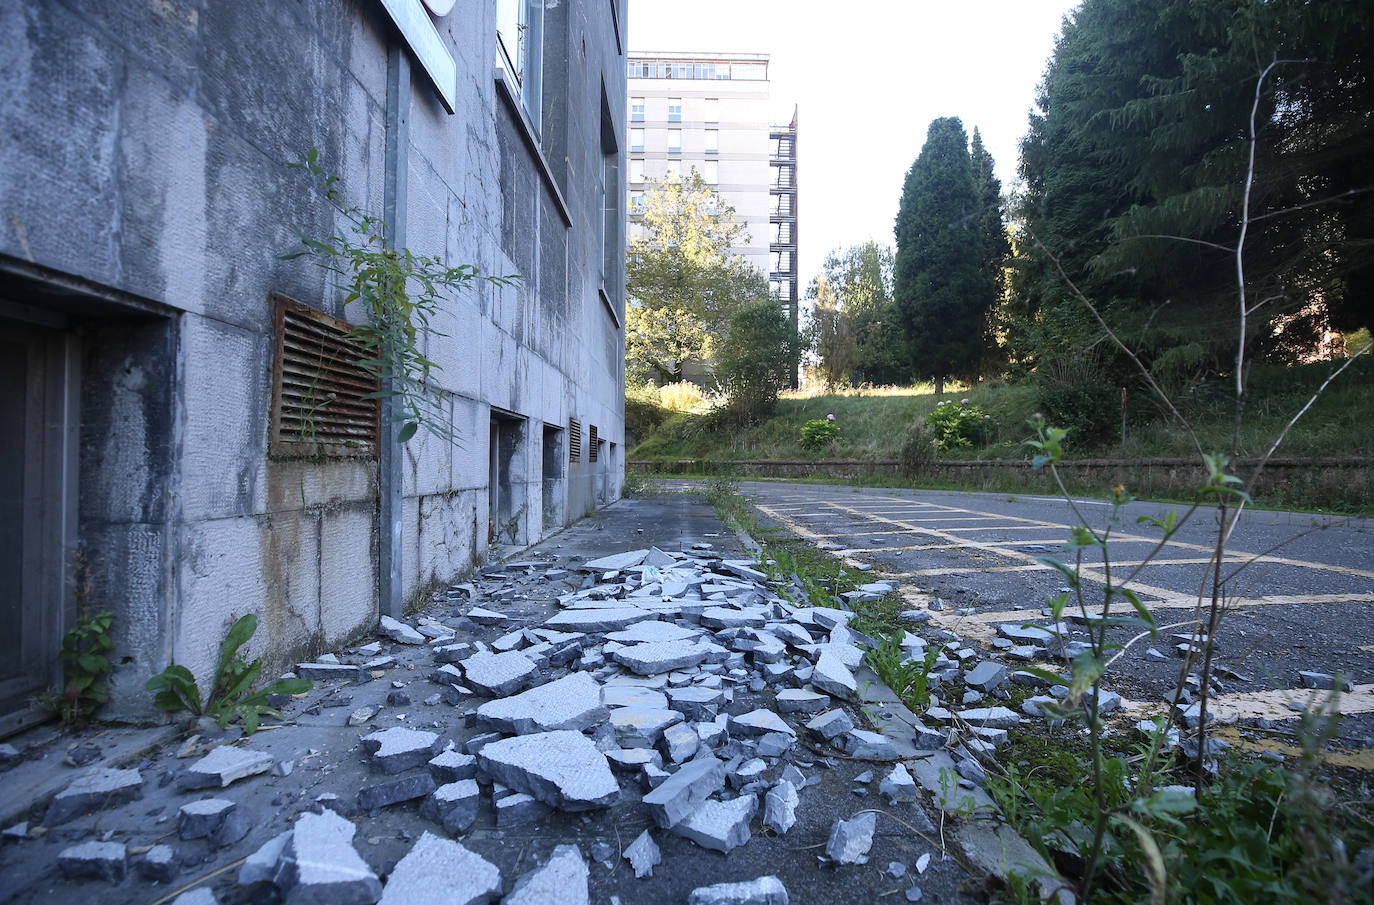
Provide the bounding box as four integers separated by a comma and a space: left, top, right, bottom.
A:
626, 52, 799, 327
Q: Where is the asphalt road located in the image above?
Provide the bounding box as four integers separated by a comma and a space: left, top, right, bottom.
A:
738, 480, 1374, 745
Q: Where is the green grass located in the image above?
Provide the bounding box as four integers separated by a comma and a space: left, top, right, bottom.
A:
631, 357, 1374, 463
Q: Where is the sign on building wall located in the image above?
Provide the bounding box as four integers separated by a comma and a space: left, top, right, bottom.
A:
378, 0, 457, 113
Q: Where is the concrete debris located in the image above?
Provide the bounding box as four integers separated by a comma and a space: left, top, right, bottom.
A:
429, 749, 478, 783
672, 794, 758, 853
273, 809, 381, 905
503, 844, 589, 905
687, 875, 790, 905
459, 650, 539, 697
238, 831, 290, 887
476, 731, 620, 811
763, 778, 799, 834
171, 890, 219, 905
377, 832, 501, 905
825, 811, 877, 865
138, 844, 180, 883
582, 550, 650, 572
880, 763, 919, 802
607, 621, 701, 643
544, 608, 660, 633
419, 779, 480, 834
809, 651, 858, 700
496, 792, 551, 826
612, 640, 710, 675
379, 615, 425, 644
358, 772, 437, 811
180, 746, 274, 791
1299, 671, 1352, 691
964, 661, 1009, 692
476, 672, 607, 735
805, 709, 854, 741
953, 707, 1020, 729
466, 607, 508, 625
362, 727, 442, 774
609, 707, 684, 748
44, 766, 144, 826
774, 688, 829, 714
729, 709, 796, 738
58, 840, 127, 881
840, 729, 898, 759
642, 756, 727, 828
624, 829, 662, 878
667, 686, 724, 720
659, 722, 701, 763
178, 798, 251, 847
296, 662, 363, 681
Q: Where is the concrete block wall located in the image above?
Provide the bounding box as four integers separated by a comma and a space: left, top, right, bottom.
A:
0, 0, 626, 719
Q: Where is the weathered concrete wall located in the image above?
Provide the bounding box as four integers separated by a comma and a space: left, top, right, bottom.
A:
1, 0, 627, 718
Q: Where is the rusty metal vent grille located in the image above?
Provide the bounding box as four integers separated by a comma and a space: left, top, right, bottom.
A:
270, 294, 379, 457
589, 424, 599, 462
569, 418, 582, 461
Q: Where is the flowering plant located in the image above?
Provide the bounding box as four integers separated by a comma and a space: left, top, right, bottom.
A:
924, 399, 992, 449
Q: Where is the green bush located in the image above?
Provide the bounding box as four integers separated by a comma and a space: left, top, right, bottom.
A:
925, 399, 992, 449
713, 300, 802, 424
899, 420, 939, 474
1035, 355, 1119, 446
799, 418, 841, 451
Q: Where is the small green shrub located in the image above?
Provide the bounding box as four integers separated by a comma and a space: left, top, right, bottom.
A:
146, 613, 312, 734
42, 549, 112, 728
799, 418, 841, 451
926, 398, 992, 449
898, 419, 939, 474
1035, 355, 1118, 445
865, 632, 940, 714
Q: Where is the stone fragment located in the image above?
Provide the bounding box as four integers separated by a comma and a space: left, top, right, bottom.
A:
763, 779, 799, 834
688, 876, 789, 905
603, 684, 669, 709
238, 831, 290, 887
420, 779, 481, 834
956, 757, 986, 785
826, 812, 876, 864
180, 746, 273, 791
466, 607, 507, 625
667, 686, 724, 720
606, 747, 663, 773
583, 550, 650, 571
720, 560, 768, 581
429, 749, 478, 783
609, 707, 684, 748
964, 661, 1009, 692
642, 756, 726, 828
503, 844, 589, 905
841, 730, 898, 759
544, 608, 658, 633
476, 672, 607, 735
805, 709, 854, 741
273, 810, 381, 905
139, 844, 180, 883
810, 651, 858, 700
44, 767, 144, 825
880, 763, 918, 802
672, 794, 758, 853
729, 709, 796, 738
757, 732, 793, 757
495, 793, 551, 826
613, 640, 710, 676
433, 643, 472, 664
624, 829, 662, 878
774, 688, 829, 714
379, 615, 425, 644
659, 722, 701, 763
476, 731, 619, 811
460, 651, 538, 697
377, 832, 501, 905
700, 607, 769, 630
296, 662, 363, 682
358, 772, 437, 811
954, 706, 1020, 729
171, 890, 218, 905
58, 841, 126, 881
607, 621, 701, 644
1299, 671, 1352, 691
361, 728, 441, 775
178, 798, 251, 846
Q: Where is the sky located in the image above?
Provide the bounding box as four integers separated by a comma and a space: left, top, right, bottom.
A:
627, 0, 1082, 288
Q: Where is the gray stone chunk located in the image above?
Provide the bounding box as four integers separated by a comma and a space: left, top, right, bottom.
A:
273, 810, 381, 905
466, 607, 507, 625
826, 811, 877, 864
700, 607, 769, 629
612, 640, 710, 675
954, 706, 1020, 729
358, 772, 437, 811
667, 686, 724, 720
58, 840, 126, 881
672, 794, 758, 853
659, 722, 701, 763
545, 608, 659, 632
296, 662, 364, 681
624, 828, 662, 878
460, 651, 538, 697
880, 763, 918, 802
44, 767, 143, 825
1299, 671, 1352, 691
238, 831, 289, 887
603, 684, 669, 709
420, 779, 481, 834
911, 723, 947, 750
642, 756, 726, 828
502, 844, 589, 905
607, 621, 701, 644
805, 709, 854, 741
609, 707, 684, 748
688, 876, 790, 905
476, 731, 620, 811
178, 798, 251, 847
841, 729, 898, 759
810, 651, 858, 700
607, 747, 663, 773
476, 672, 607, 735
171, 890, 219, 905
729, 709, 796, 738
763, 779, 799, 834
964, 661, 1009, 692
139, 844, 180, 883
361, 728, 442, 775
495, 792, 550, 826
428, 749, 478, 783
181, 746, 273, 790
582, 550, 649, 572
377, 832, 501, 905
774, 688, 829, 714
379, 615, 425, 644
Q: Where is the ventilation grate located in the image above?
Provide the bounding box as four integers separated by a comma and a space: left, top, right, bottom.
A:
569, 418, 582, 461
269, 294, 379, 457
589, 424, 599, 462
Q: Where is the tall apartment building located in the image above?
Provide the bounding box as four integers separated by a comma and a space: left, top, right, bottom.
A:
626, 52, 798, 324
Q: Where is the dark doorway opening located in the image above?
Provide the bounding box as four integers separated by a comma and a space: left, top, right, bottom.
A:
542, 424, 565, 530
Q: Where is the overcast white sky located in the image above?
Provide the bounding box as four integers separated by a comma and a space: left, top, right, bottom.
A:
627, 0, 1081, 287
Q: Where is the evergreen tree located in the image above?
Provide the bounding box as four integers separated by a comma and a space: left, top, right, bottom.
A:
970, 128, 1012, 371
894, 117, 993, 396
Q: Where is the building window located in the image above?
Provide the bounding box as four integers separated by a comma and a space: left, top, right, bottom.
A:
630, 98, 644, 122
269, 294, 379, 458
665, 159, 681, 181
733, 61, 766, 80
600, 138, 619, 291
589, 425, 600, 462
668, 129, 681, 153
701, 160, 718, 183
496, 0, 544, 129
703, 98, 719, 121
705, 129, 719, 154
569, 418, 582, 461
672, 61, 692, 79
630, 159, 645, 182
667, 98, 682, 122
630, 128, 644, 153
628, 60, 649, 78
631, 190, 644, 211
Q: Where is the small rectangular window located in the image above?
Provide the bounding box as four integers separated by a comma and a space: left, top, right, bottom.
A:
705, 128, 719, 154
630, 159, 645, 182
589, 425, 599, 462
630, 128, 644, 153
702, 160, 718, 183
569, 418, 582, 461
703, 98, 719, 121
668, 98, 682, 122
668, 129, 681, 153
630, 98, 645, 122
630, 190, 645, 211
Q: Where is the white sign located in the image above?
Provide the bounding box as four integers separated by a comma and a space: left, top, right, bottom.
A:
379, 0, 456, 114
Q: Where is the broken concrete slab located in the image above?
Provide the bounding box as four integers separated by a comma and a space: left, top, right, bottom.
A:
826, 811, 877, 865
376, 832, 501, 905
170, 890, 219, 905
475, 672, 607, 735
700, 607, 770, 630
774, 688, 829, 714
624, 829, 662, 878
667, 686, 724, 720
763, 779, 799, 834
880, 763, 919, 802
379, 615, 425, 644
582, 550, 650, 572
476, 731, 620, 811
466, 607, 508, 625
358, 772, 437, 812
805, 709, 855, 741
180, 746, 274, 791
602, 684, 670, 709
672, 794, 758, 853
496, 792, 551, 826
606, 622, 702, 644
419, 780, 480, 834
954, 707, 1020, 729
609, 707, 684, 748
729, 709, 797, 738
428, 749, 478, 783
688, 875, 790, 905
57, 840, 126, 881
459, 651, 538, 697
238, 831, 290, 887
503, 844, 589, 905
965, 661, 1009, 692
840, 729, 898, 759
659, 722, 701, 763
810, 651, 858, 700
642, 756, 727, 828
43, 766, 143, 826
612, 640, 710, 675
361, 728, 442, 775
544, 608, 660, 633
273, 809, 381, 905
178, 798, 251, 847
139, 844, 180, 883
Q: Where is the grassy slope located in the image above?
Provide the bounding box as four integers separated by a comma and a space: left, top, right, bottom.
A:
631, 358, 1374, 463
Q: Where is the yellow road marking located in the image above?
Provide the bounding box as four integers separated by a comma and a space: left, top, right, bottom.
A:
1123, 684, 1374, 723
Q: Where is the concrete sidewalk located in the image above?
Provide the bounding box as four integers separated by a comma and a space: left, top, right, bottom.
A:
0, 491, 1034, 905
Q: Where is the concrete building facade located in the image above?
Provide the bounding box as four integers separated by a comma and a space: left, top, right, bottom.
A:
0, 0, 628, 733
